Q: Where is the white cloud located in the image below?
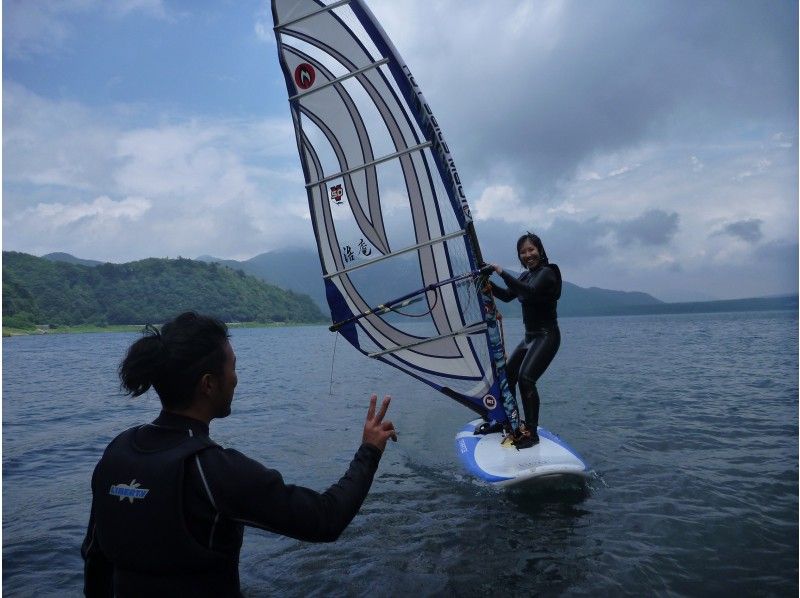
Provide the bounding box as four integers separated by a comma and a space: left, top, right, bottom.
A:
4, 0, 169, 58
474, 185, 525, 222
546, 201, 580, 216
3, 83, 120, 191
733, 158, 772, 181
114, 124, 249, 200
2, 83, 310, 261
771, 132, 794, 149
577, 163, 640, 182
608, 165, 637, 178
254, 6, 276, 44
111, 0, 168, 19
23, 195, 151, 228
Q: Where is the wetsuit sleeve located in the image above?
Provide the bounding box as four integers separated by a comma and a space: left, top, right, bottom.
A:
499, 268, 558, 301
81, 502, 113, 597
198, 443, 382, 543
489, 280, 517, 302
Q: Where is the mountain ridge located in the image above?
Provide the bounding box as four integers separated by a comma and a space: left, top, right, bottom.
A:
35, 250, 797, 318
2, 251, 325, 328
195, 249, 668, 316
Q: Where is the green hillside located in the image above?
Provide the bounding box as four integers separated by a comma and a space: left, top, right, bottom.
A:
2, 251, 325, 329
42, 252, 103, 267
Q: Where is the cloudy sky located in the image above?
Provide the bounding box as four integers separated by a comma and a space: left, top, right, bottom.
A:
3, 0, 797, 301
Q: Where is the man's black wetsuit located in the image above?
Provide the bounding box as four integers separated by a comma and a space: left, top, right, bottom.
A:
490, 263, 562, 432
81, 411, 382, 597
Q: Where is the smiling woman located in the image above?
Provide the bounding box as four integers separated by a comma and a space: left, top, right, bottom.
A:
489, 233, 562, 448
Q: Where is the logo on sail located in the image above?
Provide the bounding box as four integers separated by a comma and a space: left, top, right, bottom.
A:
294, 63, 316, 90
482, 394, 497, 410
330, 184, 344, 204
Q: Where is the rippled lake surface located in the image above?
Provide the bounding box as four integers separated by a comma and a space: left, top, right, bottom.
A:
3, 310, 798, 596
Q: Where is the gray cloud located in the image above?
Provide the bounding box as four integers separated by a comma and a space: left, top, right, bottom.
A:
716, 219, 764, 243
476, 218, 609, 269
475, 215, 614, 271
478, 213, 798, 301
473, 211, 683, 287
754, 239, 799, 266
543, 216, 613, 265
614, 209, 679, 246
416, 0, 798, 198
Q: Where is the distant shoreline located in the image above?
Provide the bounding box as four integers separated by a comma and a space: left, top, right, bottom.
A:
559, 295, 797, 318
4, 299, 796, 338
2, 321, 322, 338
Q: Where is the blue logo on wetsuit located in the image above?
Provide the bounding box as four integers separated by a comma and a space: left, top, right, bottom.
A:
109, 479, 150, 503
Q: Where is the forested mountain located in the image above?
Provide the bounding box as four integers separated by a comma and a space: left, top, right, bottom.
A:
198, 248, 666, 315
42, 252, 103, 267
2, 252, 324, 328
197, 248, 326, 309
30, 251, 796, 323
199, 249, 797, 317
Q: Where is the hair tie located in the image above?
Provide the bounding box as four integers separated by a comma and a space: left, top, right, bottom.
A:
144, 324, 170, 369
143, 323, 165, 345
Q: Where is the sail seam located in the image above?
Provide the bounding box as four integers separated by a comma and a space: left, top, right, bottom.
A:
274, 0, 351, 30
368, 323, 488, 358
289, 57, 390, 101
305, 141, 432, 188
322, 230, 466, 279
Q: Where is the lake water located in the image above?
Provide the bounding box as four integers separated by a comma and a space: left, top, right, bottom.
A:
2, 310, 798, 596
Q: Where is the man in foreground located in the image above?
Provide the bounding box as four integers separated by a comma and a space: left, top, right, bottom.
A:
82, 311, 396, 597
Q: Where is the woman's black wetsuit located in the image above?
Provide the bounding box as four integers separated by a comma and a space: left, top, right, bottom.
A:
490, 263, 562, 433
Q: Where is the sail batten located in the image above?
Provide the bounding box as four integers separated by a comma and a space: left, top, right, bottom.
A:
322, 230, 466, 279
273, 0, 352, 30
330, 269, 477, 332
272, 0, 518, 426
304, 141, 432, 188
289, 57, 390, 101
368, 323, 488, 358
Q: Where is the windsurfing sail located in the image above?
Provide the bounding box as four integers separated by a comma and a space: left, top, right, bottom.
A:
271, 0, 519, 428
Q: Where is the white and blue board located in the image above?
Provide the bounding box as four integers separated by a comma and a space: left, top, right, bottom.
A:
456, 419, 589, 487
